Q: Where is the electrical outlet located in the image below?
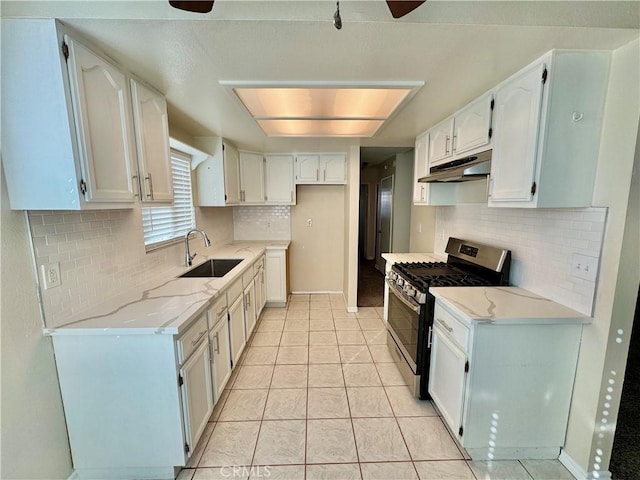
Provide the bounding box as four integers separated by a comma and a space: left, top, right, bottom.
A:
417, 223, 422, 233
571, 253, 598, 282
41, 262, 61, 289
307, 218, 313, 227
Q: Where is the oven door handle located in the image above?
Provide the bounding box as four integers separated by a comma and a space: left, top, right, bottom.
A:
386, 279, 421, 313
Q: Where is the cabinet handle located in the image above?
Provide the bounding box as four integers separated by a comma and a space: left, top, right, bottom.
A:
323, 169, 326, 182
445, 136, 450, 155
214, 333, 220, 354
316, 170, 319, 181
216, 306, 227, 319
486, 175, 492, 198
132, 175, 142, 198
427, 325, 433, 348
247, 292, 251, 308
452, 135, 457, 152
191, 329, 207, 346
437, 318, 453, 333
145, 174, 154, 199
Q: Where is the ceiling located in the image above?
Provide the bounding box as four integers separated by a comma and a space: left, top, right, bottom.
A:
4, 1, 639, 152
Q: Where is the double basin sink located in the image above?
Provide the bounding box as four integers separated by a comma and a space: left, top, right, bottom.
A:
178, 258, 243, 278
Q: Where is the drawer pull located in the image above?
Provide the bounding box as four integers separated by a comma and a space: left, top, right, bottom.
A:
427, 325, 433, 348
437, 318, 453, 333
214, 333, 220, 354
216, 306, 227, 319
191, 330, 207, 346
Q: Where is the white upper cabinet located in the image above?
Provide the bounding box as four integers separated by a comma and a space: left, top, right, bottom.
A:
2, 20, 138, 210
489, 50, 610, 208
239, 151, 265, 204
453, 93, 493, 156
130, 79, 173, 203
193, 138, 241, 206
265, 155, 296, 205
295, 153, 347, 184
429, 117, 455, 166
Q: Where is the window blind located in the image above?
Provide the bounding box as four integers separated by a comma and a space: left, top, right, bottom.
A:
142, 149, 196, 248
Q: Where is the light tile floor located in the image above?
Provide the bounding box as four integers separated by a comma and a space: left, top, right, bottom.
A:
178, 294, 575, 480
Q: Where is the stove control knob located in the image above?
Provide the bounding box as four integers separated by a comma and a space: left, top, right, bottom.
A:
396, 278, 404, 287
405, 286, 416, 297
389, 271, 397, 281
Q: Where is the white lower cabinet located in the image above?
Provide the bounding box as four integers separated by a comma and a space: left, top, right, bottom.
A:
228, 294, 246, 367
428, 301, 583, 460
209, 314, 232, 401
255, 267, 267, 317
243, 279, 257, 338
179, 339, 214, 459
265, 248, 288, 306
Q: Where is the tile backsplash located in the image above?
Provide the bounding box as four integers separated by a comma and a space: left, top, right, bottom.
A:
435, 205, 607, 316
233, 205, 291, 241
28, 206, 233, 328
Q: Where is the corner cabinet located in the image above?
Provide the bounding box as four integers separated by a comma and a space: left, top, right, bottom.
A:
489, 50, 610, 208
193, 138, 241, 206
295, 153, 347, 184
130, 78, 173, 203
2, 19, 138, 210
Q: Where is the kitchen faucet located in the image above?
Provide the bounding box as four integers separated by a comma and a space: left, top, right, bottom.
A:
184, 229, 211, 267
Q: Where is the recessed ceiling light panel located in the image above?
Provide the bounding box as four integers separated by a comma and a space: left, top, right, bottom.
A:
222, 81, 423, 137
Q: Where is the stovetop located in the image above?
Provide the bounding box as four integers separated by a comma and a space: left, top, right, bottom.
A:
392, 261, 493, 291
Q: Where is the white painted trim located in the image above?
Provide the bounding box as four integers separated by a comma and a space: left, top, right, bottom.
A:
559, 449, 611, 480
347, 306, 358, 313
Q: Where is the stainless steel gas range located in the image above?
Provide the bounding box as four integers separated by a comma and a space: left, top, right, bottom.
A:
386, 237, 511, 399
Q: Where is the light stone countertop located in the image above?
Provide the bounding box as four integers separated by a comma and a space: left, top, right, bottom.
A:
44, 241, 290, 336
431, 286, 592, 325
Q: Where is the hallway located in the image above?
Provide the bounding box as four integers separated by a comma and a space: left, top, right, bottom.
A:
357, 259, 385, 308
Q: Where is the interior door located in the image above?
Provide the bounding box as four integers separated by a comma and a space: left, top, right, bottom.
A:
375, 175, 394, 272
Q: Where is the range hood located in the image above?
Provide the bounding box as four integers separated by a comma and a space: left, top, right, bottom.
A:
419, 149, 491, 183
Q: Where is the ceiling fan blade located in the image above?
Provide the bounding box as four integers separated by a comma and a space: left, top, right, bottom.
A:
169, 0, 214, 13
386, 0, 426, 18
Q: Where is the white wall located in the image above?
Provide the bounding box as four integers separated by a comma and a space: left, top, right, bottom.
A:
563, 38, 640, 476
0, 167, 73, 479
290, 186, 345, 292
409, 205, 436, 253
391, 151, 413, 253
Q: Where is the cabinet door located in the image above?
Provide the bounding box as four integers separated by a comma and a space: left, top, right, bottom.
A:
130, 79, 173, 203
490, 62, 545, 203
210, 318, 232, 401
243, 280, 257, 338
223, 142, 241, 205
180, 339, 214, 457
65, 36, 136, 204
413, 132, 429, 204
265, 155, 295, 204
428, 327, 467, 439
320, 154, 347, 184
257, 269, 267, 317
265, 249, 287, 304
453, 93, 493, 156
429, 117, 455, 166
295, 155, 320, 183
228, 295, 246, 366
239, 151, 265, 204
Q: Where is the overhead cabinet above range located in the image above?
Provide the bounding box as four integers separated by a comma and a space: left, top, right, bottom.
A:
2, 19, 174, 210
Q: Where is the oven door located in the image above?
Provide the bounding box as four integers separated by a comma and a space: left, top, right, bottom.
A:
386, 280, 421, 373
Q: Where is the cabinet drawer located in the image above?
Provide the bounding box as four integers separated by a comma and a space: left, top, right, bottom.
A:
208, 295, 228, 330
433, 303, 469, 352
177, 313, 209, 365
226, 278, 243, 305
254, 256, 265, 277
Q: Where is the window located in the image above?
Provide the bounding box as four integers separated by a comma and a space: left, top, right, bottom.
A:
142, 149, 196, 249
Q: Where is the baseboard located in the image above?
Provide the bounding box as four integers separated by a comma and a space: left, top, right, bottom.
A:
347, 306, 358, 313
68, 471, 80, 480
290, 291, 343, 295
559, 449, 612, 480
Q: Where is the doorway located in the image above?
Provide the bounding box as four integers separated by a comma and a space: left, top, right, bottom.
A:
375, 175, 394, 272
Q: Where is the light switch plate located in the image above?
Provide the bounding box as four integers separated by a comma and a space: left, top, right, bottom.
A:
571, 253, 598, 282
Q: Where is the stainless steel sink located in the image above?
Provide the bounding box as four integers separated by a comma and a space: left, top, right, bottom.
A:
178, 258, 243, 278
